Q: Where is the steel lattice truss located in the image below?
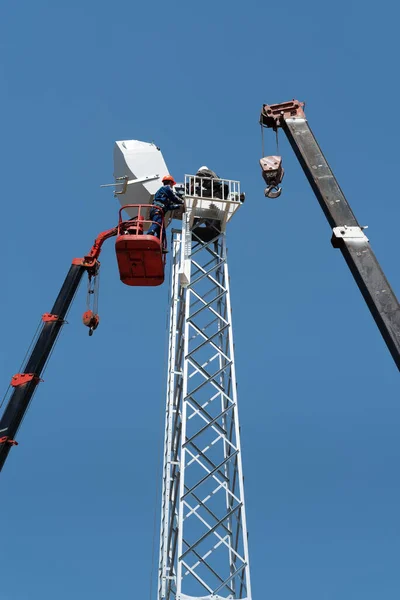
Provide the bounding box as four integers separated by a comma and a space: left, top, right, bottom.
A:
158, 228, 251, 600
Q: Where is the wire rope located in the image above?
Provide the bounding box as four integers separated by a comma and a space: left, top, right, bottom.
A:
260, 123, 265, 157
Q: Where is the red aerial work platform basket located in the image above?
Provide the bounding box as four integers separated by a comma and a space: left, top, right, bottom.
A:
115, 204, 166, 286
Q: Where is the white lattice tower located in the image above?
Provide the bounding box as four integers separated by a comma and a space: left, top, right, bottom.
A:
158, 177, 251, 600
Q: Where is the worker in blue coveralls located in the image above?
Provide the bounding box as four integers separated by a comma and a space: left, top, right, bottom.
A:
148, 175, 184, 253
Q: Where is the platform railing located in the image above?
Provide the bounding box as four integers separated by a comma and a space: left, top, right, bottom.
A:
183, 175, 241, 203
117, 203, 164, 239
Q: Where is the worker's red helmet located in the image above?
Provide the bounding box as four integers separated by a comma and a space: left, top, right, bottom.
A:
162, 174, 176, 186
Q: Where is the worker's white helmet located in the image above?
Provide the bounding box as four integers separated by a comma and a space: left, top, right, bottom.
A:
198, 166, 209, 171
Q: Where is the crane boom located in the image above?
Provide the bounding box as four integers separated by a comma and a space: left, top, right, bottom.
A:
260, 100, 400, 371
0, 227, 117, 472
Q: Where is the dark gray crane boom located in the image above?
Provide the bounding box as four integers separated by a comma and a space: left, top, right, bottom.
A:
0, 226, 117, 471
260, 100, 400, 371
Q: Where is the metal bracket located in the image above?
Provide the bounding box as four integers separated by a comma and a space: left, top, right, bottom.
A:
100, 174, 160, 195
10, 373, 42, 387
42, 313, 64, 323
0, 436, 18, 446
260, 100, 305, 129
331, 225, 369, 248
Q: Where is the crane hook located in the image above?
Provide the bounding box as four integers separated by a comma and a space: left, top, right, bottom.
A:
82, 310, 100, 336
264, 185, 282, 199
260, 156, 284, 200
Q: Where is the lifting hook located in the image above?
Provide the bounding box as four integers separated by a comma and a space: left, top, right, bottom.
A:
82, 310, 100, 336
264, 184, 282, 199
260, 156, 284, 200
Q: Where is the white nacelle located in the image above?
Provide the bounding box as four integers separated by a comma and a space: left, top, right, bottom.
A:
113, 140, 169, 219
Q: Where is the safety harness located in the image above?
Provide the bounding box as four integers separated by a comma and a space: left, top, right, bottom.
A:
152, 201, 166, 213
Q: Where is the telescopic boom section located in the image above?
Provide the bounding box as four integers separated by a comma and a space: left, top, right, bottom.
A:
260, 100, 400, 371
0, 226, 117, 472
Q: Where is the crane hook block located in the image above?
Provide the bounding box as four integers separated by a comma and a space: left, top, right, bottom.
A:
260, 156, 284, 199
82, 310, 100, 336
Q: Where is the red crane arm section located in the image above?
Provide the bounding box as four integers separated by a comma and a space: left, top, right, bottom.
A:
86, 226, 119, 260
72, 226, 118, 272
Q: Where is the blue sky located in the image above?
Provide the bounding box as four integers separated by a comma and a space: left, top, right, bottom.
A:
1, 0, 400, 598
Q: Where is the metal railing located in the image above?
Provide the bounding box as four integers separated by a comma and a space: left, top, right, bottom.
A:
117, 203, 165, 238
183, 175, 241, 203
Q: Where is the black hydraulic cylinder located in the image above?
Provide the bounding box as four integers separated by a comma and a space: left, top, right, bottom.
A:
0, 263, 85, 471
261, 101, 400, 371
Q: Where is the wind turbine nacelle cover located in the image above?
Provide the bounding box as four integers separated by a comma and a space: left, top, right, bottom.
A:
113, 140, 169, 218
